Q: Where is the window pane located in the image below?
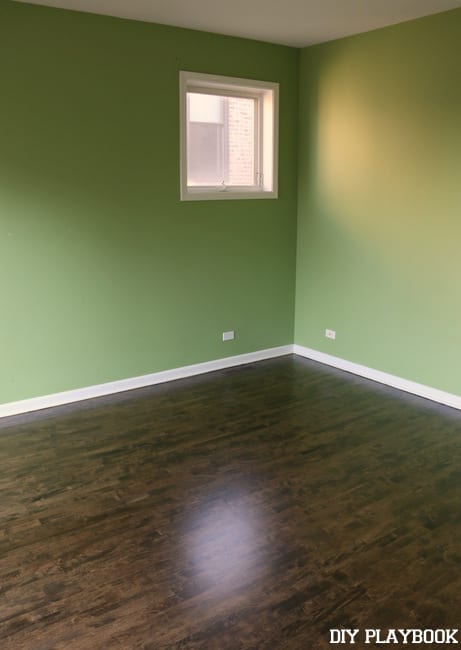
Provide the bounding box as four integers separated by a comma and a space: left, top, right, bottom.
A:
187, 122, 225, 186
226, 96, 255, 186
188, 93, 224, 124
187, 93, 255, 187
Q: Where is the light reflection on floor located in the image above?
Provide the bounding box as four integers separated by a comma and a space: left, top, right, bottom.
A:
181, 490, 268, 595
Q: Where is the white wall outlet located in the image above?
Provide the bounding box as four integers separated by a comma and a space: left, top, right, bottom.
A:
222, 330, 235, 342
325, 329, 336, 340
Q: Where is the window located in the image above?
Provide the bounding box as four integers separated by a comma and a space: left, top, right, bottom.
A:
180, 71, 278, 201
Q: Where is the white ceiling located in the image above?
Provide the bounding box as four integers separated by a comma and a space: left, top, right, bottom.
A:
14, 0, 461, 47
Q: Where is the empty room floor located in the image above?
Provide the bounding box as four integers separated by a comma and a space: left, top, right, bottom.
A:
1, 355, 461, 648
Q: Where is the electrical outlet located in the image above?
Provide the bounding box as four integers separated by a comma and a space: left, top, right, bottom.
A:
222, 330, 235, 342
325, 329, 336, 340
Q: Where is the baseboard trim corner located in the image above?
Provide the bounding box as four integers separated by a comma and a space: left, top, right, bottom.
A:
0, 345, 294, 419
4, 343, 460, 420
294, 344, 461, 411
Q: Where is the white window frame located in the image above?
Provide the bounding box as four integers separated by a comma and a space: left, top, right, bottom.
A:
180, 71, 279, 201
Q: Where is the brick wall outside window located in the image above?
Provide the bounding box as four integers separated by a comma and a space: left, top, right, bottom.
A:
227, 97, 255, 186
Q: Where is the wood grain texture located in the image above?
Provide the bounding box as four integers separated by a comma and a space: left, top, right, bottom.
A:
1, 355, 461, 648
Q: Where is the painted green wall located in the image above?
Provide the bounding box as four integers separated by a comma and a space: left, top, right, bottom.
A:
0, 1, 299, 403
3, 1, 460, 406
295, 9, 461, 394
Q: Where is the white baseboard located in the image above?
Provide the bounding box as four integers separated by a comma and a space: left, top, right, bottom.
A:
0, 345, 293, 419
294, 344, 461, 411
3, 343, 460, 419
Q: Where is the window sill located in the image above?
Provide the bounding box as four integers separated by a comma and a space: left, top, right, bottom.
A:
180, 188, 278, 201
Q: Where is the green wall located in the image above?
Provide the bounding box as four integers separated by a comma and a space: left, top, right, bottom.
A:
295, 9, 461, 395
0, 1, 299, 403
2, 1, 460, 406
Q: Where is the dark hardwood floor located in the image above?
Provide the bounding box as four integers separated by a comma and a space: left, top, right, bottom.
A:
2, 355, 461, 648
